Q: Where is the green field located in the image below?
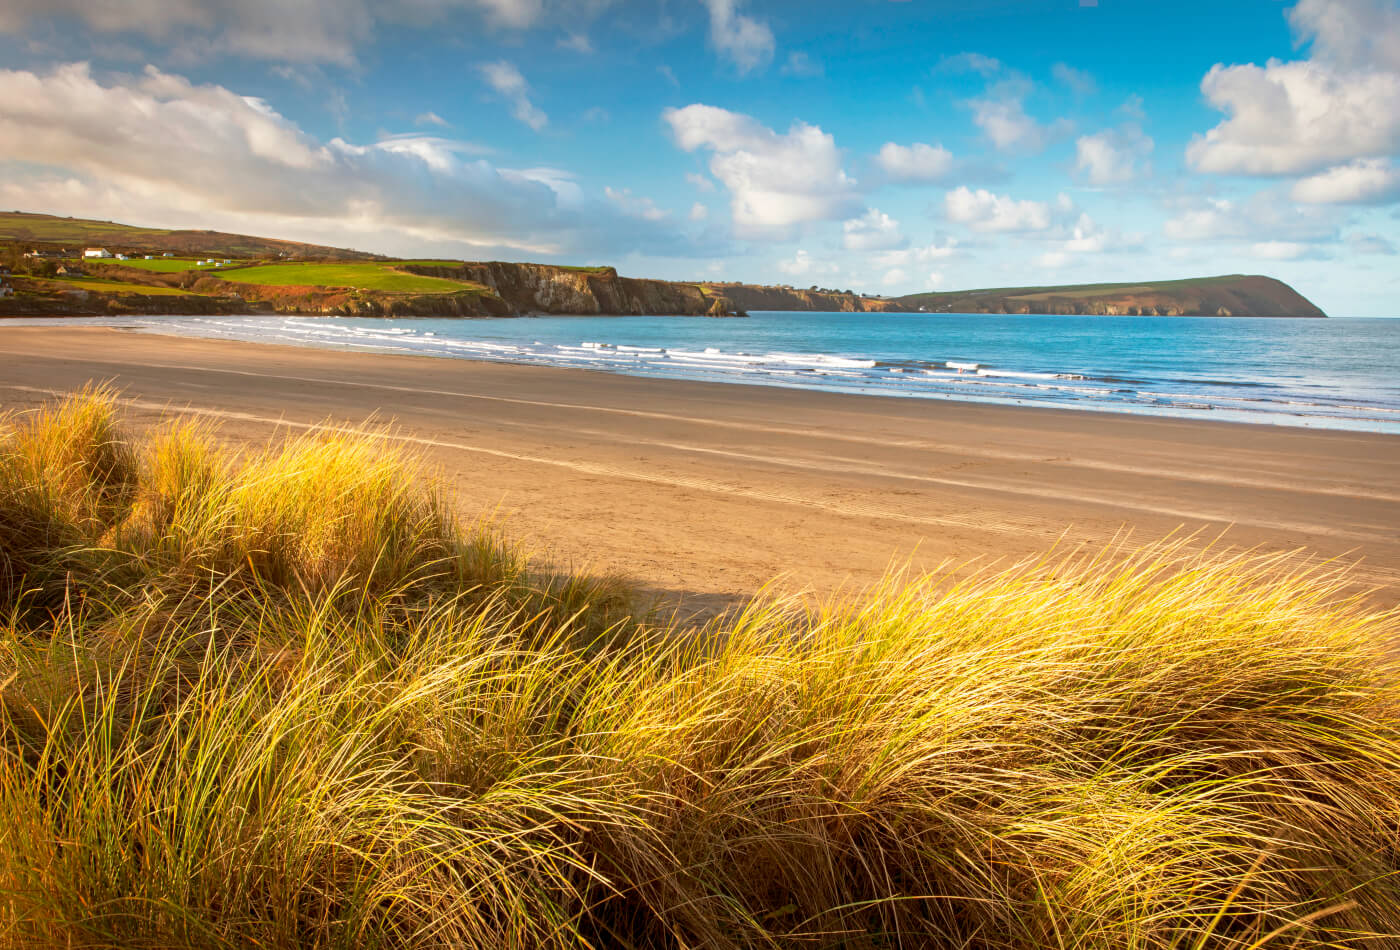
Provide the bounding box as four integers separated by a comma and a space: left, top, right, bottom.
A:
221, 261, 488, 294
44, 276, 197, 296
108, 257, 215, 273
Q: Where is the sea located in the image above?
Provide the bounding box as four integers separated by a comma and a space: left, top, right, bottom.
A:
26, 312, 1400, 434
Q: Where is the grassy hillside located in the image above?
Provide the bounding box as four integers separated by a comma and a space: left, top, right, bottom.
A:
2, 387, 1397, 948
897, 275, 1327, 318
223, 261, 491, 294
0, 211, 1326, 318
0, 211, 382, 261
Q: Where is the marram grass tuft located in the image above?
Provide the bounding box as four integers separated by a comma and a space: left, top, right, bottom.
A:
1, 389, 1398, 949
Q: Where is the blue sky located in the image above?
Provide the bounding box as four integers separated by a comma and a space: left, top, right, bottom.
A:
1, 0, 1397, 314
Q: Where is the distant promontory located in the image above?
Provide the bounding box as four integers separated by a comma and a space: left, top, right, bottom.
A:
1, 212, 1325, 319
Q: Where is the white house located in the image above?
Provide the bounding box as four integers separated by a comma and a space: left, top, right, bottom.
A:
162, 252, 175, 257
84, 248, 113, 259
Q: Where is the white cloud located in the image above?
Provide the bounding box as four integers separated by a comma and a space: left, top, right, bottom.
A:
1163, 191, 1339, 243
776, 248, 838, 277
944, 186, 1051, 232
938, 52, 1002, 76
478, 60, 547, 131
1063, 213, 1107, 253
969, 79, 1070, 153
558, 32, 593, 53
1187, 59, 1400, 176
882, 268, 908, 287
0, 61, 679, 258
664, 103, 859, 239
1035, 251, 1070, 269
1287, 0, 1400, 72
1075, 124, 1153, 185
873, 238, 959, 270
781, 51, 823, 77
689, 202, 708, 221
1186, 0, 1400, 200
1052, 63, 1096, 95
686, 171, 715, 191
414, 111, 449, 127
874, 142, 954, 183
0, 0, 566, 65
842, 208, 905, 251
1291, 158, 1400, 204
699, 0, 774, 74
604, 186, 667, 221
1250, 240, 1330, 260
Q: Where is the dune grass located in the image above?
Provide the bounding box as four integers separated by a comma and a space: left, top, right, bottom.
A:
2, 388, 1399, 948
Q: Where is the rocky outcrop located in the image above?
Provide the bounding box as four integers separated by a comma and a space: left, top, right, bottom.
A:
402, 263, 739, 316
703, 284, 908, 313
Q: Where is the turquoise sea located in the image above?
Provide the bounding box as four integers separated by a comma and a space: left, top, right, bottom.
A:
29, 312, 1400, 434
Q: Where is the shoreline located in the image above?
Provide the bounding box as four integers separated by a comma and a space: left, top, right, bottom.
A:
4, 325, 1399, 608
6, 314, 1398, 435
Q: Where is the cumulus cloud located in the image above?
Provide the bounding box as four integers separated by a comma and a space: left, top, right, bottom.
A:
938, 52, 1002, 76
776, 248, 838, 277
842, 208, 905, 251
1163, 191, 1340, 243
781, 51, 823, 77
1075, 123, 1154, 185
0, 61, 680, 258
872, 238, 960, 271
1291, 158, 1400, 204
0, 0, 569, 65
604, 186, 667, 221
969, 79, 1071, 153
1186, 0, 1400, 203
1250, 240, 1331, 260
944, 186, 1051, 232
700, 0, 774, 74
873, 142, 954, 183
663, 103, 859, 239
478, 60, 548, 131
1187, 60, 1400, 176
557, 32, 593, 53
1052, 63, 1096, 95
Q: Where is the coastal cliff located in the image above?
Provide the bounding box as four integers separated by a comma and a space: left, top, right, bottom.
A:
1, 210, 1326, 319
401, 263, 741, 317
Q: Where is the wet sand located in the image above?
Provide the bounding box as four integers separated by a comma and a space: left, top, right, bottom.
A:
4, 326, 1399, 612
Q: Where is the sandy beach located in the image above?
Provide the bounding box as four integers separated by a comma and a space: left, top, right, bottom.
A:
4, 325, 1399, 611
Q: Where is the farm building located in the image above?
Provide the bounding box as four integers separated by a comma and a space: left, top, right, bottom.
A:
83, 248, 112, 259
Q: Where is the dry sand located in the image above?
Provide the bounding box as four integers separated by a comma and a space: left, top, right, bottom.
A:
4, 326, 1399, 613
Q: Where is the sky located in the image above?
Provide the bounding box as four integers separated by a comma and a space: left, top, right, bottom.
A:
0, 0, 1398, 315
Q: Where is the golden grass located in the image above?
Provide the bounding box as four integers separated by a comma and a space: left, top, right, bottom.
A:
1, 388, 1398, 948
